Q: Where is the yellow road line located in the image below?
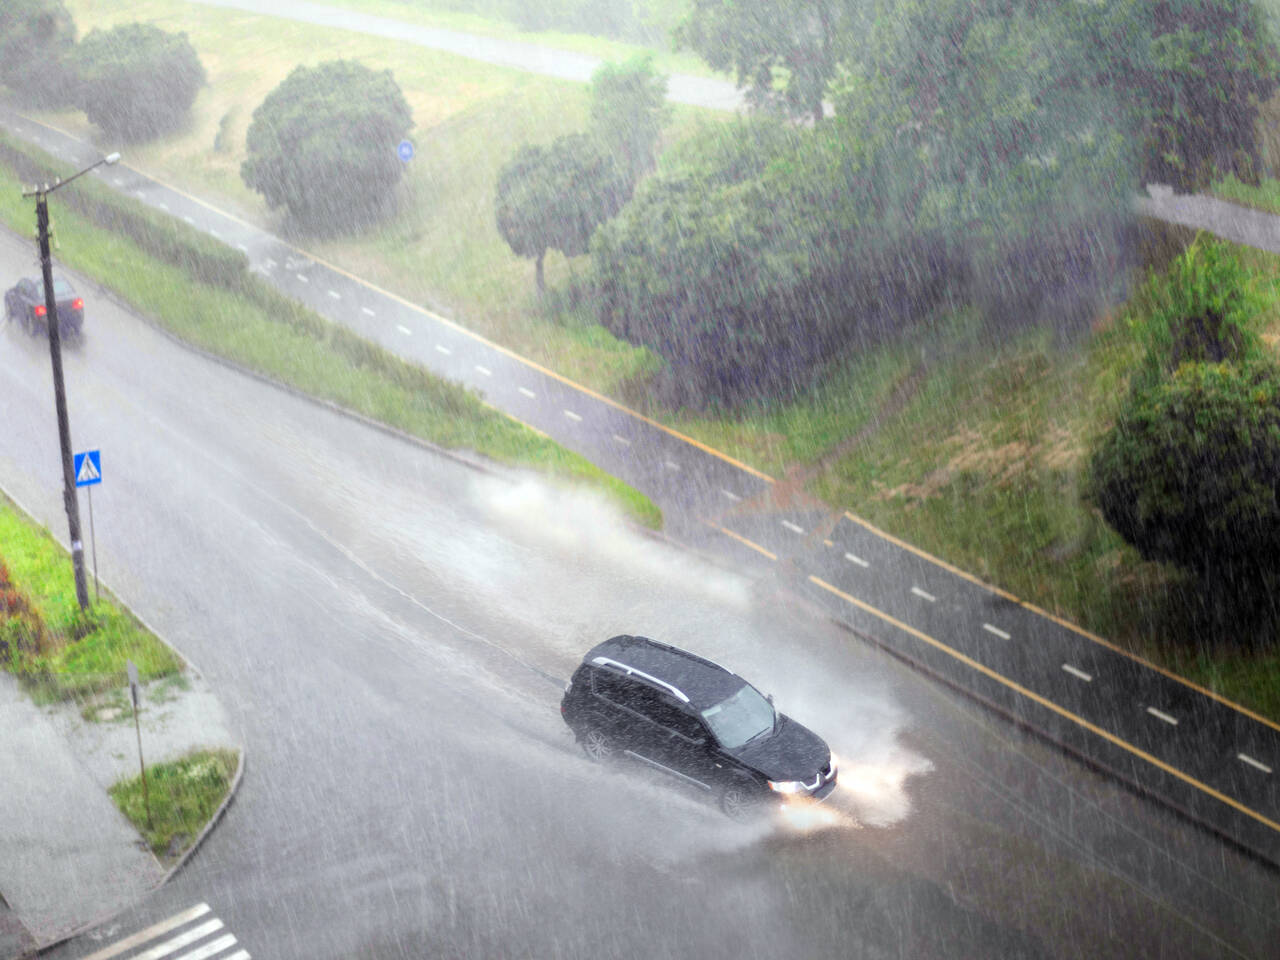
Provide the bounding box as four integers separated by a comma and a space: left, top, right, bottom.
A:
24, 109, 775, 484
703, 521, 777, 561
25, 113, 1274, 736
809, 574, 1280, 836
840, 511, 1280, 734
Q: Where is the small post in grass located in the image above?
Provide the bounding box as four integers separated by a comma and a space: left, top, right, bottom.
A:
127, 659, 152, 829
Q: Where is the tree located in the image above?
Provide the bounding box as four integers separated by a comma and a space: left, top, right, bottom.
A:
1088, 360, 1280, 622
0, 0, 77, 108
588, 55, 670, 186
75, 23, 205, 141
674, 0, 851, 123
496, 134, 629, 295
242, 61, 412, 229
1077, 0, 1279, 191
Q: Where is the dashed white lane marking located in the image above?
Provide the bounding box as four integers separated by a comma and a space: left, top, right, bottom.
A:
265, 258, 277, 269
475, 365, 491, 376
79, 903, 211, 960
112, 177, 123, 186
782, 520, 805, 535
1062, 663, 1093, 682
721, 489, 741, 502
396, 324, 412, 336
1147, 706, 1179, 726
844, 552, 869, 568
210, 228, 221, 239
910, 586, 937, 603
613, 434, 631, 446
664, 460, 681, 471
434, 344, 451, 355
235, 243, 248, 253
1238, 753, 1273, 774
983, 623, 1011, 640
158, 202, 169, 211
361, 306, 375, 316
135, 189, 146, 198
295, 273, 308, 283
183, 215, 195, 225
328, 289, 341, 300
518, 387, 536, 398
564, 410, 583, 422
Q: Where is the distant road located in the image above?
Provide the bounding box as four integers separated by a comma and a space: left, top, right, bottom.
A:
191, 0, 747, 111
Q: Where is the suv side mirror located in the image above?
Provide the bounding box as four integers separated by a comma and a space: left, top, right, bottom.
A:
767, 694, 774, 705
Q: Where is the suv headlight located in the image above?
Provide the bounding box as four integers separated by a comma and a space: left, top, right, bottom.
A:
768, 779, 805, 794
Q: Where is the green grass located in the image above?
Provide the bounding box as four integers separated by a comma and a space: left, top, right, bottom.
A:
315, 0, 714, 77
1211, 174, 1280, 215
0, 161, 661, 529
109, 748, 239, 860
0, 494, 183, 700
50, 0, 702, 399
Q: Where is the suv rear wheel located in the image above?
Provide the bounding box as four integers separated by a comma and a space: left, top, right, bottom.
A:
581, 727, 614, 764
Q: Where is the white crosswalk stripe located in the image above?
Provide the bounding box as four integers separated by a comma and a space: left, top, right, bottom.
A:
75, 903, 249, 960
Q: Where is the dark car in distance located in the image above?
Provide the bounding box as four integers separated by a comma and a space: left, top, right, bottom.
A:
561, 635, 837, 818
5, 275, 84, 337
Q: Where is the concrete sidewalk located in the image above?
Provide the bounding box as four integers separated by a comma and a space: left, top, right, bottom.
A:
0, 671, 238, 957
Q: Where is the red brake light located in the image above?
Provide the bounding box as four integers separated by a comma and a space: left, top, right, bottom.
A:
72, 298, 83, 310
34, 304, 46, 317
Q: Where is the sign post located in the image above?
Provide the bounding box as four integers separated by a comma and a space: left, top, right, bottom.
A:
127, 659, 152, 829
73, 449, 101, 601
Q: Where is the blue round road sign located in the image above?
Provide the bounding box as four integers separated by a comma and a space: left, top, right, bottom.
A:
398, 140, 414, 163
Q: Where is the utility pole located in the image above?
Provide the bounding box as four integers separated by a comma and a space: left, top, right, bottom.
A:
23, 152, 119, 612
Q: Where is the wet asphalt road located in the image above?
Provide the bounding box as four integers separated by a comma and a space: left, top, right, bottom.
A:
2, 232, 1278, 957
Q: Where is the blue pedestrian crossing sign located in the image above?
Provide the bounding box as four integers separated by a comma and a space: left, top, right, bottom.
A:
74, 449, 101, 487
397, 139, 414, 163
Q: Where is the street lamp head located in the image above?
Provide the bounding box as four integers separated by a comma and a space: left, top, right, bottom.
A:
104, 152, 120, 165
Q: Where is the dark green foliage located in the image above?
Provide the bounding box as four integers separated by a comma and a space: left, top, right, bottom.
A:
76, 23, 206, 141
1089, 360, 1280, 630
1081, 0, 1279, 192
1089, 239, 1280, 637
675, 0, 850, 123
495, 134, 629, 294
1127, 235, 1270, 389
588, 55, 670, 186
241, 60, 413, 229
0, 0, 77, 107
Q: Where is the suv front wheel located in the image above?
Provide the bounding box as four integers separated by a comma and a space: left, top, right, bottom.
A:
719, 779, 763, 820
580, 727, 614, 764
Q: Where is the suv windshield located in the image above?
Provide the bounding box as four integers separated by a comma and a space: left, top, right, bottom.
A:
700, 683, 774, 749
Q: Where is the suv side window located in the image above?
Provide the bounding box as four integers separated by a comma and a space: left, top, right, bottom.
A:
629, 687, 706, 741
592, 668, 635, 704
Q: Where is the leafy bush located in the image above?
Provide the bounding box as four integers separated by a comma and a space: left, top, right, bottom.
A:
241, 60, 412, 229
1088, 360, 1280, 635
588, 55, 670, 186
76, 23, 206, 141
0, 0, 78, 107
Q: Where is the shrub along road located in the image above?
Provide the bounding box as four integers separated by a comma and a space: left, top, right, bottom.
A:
1, 225, 1277, 960
2, 102, 1278, 871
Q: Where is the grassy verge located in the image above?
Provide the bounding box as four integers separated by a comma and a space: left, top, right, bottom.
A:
109, 747, 239, 861
315, 0, 714, 78
0, 155, 660, 529
0, 494, 183, 701
1211, 174, 1280, 215
51, 0, 695, 398
667, 251, 1280, 721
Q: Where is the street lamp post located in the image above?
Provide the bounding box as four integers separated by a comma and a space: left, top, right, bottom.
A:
22, 151, 119, 612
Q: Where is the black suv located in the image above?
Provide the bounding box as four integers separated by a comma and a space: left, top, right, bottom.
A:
561, 635, 837, 818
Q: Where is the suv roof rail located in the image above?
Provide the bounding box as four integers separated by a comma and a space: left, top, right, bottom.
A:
591, 656, 691, 704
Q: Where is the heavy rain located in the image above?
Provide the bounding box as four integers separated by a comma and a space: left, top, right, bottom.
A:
1, 1, 1279, 959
